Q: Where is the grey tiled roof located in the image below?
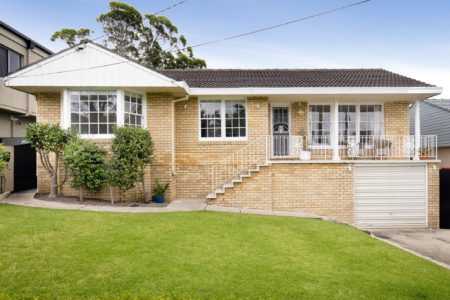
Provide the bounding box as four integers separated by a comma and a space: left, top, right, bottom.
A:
425, 99, 450, 112
158, 68, 434, 88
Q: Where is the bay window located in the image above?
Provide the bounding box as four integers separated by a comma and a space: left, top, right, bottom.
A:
200, 99, 247, 140
65, 90, 146, 137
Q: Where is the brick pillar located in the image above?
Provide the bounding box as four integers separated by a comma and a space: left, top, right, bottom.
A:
147, 93, 176, 201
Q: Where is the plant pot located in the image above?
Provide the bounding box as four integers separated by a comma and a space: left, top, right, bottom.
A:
300, 151, 311, 161
420, 156, 428, 160
152, 195, 165, 203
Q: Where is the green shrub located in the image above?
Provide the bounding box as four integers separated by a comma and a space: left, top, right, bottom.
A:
25, 124, 74, 199
63, 139, 107, 201
0, 144, 10, 176
153, 180, 170, 196
110, 127, 154, 201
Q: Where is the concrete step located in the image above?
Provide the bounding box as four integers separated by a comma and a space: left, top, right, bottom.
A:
223, 183, 234, 189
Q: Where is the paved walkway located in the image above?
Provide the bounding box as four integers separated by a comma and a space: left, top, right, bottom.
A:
371, 229, 450, 269
0, 190, 322, 219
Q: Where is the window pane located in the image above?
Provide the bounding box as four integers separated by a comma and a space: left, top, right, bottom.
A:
80, 124, 89, 134
124, 92, 143, 128
99, 124, 107, 134
8, 51, 21, 73
90, 113, 98, 123
0, 46, 7, 77
90, 124, 98, 134
71, 113, 79, 123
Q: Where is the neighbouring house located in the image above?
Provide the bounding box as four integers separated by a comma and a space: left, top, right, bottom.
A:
0, 21, 53, 193
411, 99, 450, 168
0, 21, 52, 145
4, 41, 443, 229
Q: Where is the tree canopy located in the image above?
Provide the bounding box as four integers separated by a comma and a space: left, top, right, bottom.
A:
51, 1, 206, 69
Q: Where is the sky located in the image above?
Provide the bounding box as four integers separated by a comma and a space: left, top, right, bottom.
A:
1, 0, 449, 97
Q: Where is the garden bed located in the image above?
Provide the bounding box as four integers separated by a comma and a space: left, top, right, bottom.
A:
34, 193, 168, 207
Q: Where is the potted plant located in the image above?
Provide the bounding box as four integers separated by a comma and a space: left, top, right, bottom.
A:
419, 147, 432, 160
152, 181, 170, 203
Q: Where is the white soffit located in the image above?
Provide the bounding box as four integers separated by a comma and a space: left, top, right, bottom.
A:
4, 42, 187, 92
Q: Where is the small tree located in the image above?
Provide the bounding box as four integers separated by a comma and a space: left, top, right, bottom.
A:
111, 127, 154, 201
25, 124, 74, 199
63, 139, 107, 201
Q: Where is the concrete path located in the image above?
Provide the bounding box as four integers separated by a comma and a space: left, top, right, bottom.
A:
371, 229, 450, 269
0, 191, 322, 219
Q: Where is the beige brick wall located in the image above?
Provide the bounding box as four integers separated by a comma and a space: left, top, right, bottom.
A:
210, 162, 439, 228
210, 163, 355, 224
385, 101, 410, 136
428, 163, 440, 229
174, 96, 269, 198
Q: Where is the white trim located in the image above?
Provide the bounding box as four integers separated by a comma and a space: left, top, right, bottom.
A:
189, 87, 443, 96
116, 90, 125, 127
198, 98, 248, 142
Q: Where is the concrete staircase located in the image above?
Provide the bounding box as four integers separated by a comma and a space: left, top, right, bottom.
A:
206, 162, 270, 200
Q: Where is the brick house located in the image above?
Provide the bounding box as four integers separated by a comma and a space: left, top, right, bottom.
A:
4, 42, 443, 229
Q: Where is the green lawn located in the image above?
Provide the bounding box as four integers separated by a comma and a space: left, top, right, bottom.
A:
0, 205, 449, 299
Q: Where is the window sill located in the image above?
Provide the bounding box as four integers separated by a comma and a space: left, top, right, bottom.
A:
199, 138, 248, 145
79, 134, 114, 140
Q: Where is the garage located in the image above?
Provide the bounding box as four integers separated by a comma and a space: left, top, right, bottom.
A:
354, 164, 427, 229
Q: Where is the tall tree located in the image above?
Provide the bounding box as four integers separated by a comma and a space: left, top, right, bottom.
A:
50, 28, 93, 47
51, 1, 205, 69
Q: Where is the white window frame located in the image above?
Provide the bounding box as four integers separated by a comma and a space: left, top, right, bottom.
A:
61, 89, 147, 139
307, 103, 333, 149
198, 98, 248, 141
307, 102, 384, 149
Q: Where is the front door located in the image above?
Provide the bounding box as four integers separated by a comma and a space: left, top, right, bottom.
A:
272, 106, 290, 157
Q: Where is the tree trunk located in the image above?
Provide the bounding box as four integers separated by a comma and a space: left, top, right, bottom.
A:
109, 186, 115, 205
49, 153, 60, 199
49, 172, 58, 199
141, 178, 147, 202
80, 188, 84, 202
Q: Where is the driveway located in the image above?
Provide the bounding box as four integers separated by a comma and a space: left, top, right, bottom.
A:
371, 229, 450, 269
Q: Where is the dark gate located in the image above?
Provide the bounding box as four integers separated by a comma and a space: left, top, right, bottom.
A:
440, 169, 450, 229
14, 143, 37, 192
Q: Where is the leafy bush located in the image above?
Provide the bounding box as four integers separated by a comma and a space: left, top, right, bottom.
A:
25, 124, 74, 199
153, 181, 169, 196
110, 127, 154, 201
0, 144, 10, 176
63, 139, 107, 201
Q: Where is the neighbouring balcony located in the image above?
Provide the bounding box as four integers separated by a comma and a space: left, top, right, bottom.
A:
269, 135, 438, 161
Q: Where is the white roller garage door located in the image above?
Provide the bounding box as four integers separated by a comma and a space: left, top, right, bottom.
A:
355, 164, 427, 229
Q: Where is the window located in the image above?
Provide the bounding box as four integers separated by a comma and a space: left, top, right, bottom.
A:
70, 91, 117, 135
337, 104, 384, 146
308, 105, 331, 146
225, 100, 246, 138
200, 99, 247, 139
338, 105, 357, 145
0, 45, 22, 77
124, 92, 143, 127
359, 105, 383, 137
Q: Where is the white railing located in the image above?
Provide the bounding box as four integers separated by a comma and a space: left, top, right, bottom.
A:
210, 134, 437, 193
269, 135, 438, 161
211, 136, 270, 193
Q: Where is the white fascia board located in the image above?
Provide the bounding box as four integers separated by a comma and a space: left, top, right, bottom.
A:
189, 86, 443, 96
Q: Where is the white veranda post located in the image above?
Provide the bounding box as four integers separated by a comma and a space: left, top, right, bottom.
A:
333, 99, 340, 161
414, 99, 421, 160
